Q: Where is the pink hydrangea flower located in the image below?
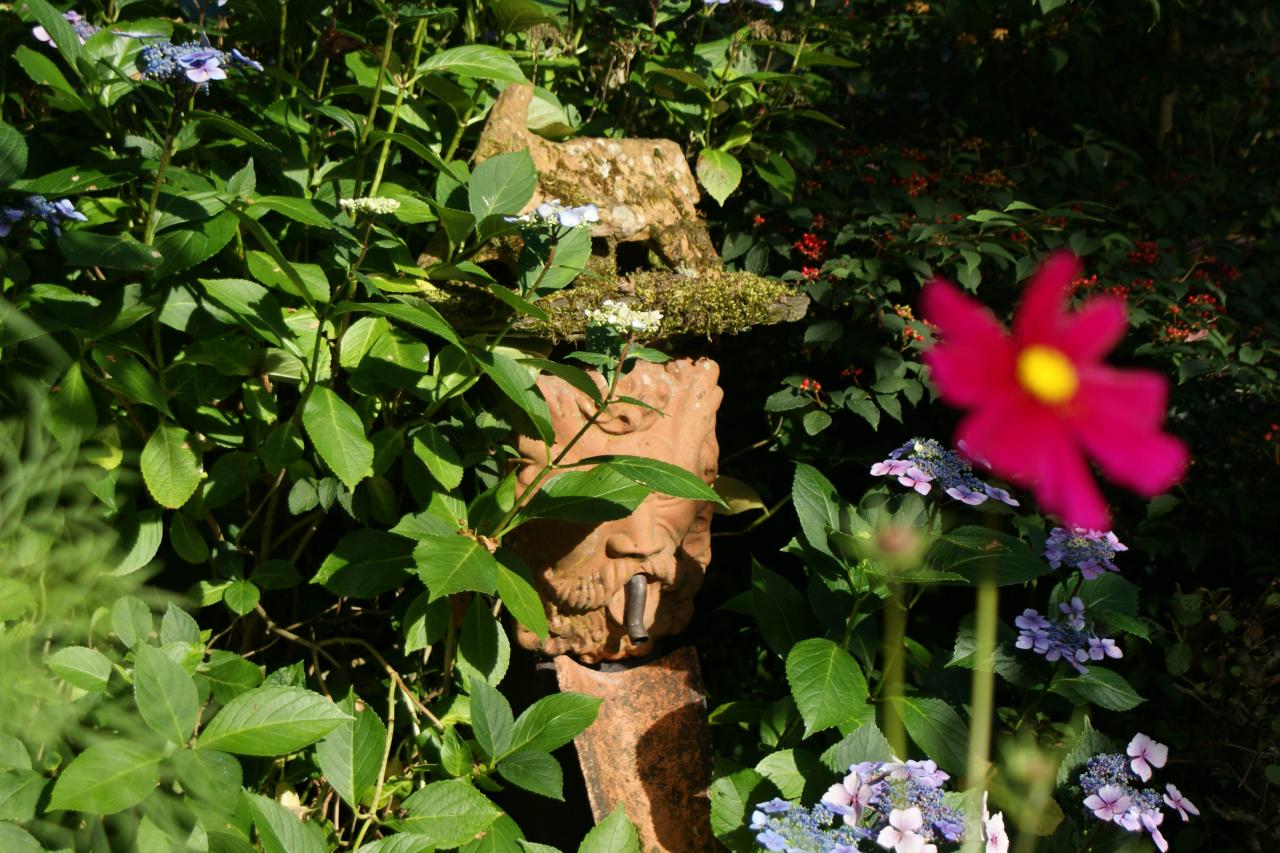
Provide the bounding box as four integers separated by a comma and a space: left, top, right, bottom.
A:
1126, 732, 1168, 782
1164, 784, 1199, 821
1083, 784, 1132, 821
921, 252, 1188, 529
982, 792, 1009, 853
876, 807, 935, 853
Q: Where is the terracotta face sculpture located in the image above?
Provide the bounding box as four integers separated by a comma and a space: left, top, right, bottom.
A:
508, 357, 722, 662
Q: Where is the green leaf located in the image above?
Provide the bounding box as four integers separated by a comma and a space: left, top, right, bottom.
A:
468, 676, 513, 762
189, 110, 281, 152
896, 697, 968, 775
495, 551, 549, 641
111, 595, 154, 648
44, 361, 97, 449
303, 386, 374, 490
200, 277, 291, 346
254, 196, 337, 229
785, 638, 869, 737
578, 804, 640, 853
153, 211, 238, 280
792, 463, 841, 557
755, 749, 826, 802
403, 591, 451, 653
0, 735, 31, 771
14, 44, 81, 104
244, 792, 330, 853
518, 466, 651, 523
469, 149, 538, 222
161, 603, 201, 645
47, 741, 162, 814
0, 770, 45, 822
710, 768, 779, 848
113, 510, 164, 576
0, 822, 42, 853
509, 693, 601, 755
170, 511, 209, 564
200, 650, 263, 703
498, 750, 563, 800
393, 780, 503, 846
339, 298, 460, 348
314, 529, 414, 597
223, 580, 261, 616
59, 231, 163, 270
696, 148, 742, 206
417, 45, 527, 83
581, 456, 724, 504
820, 721, 895, 773
0, 119, 29, 184
926, 526, 1052, 586
316, 698, 385, 808
141, 422, 203, 509
456, 596, 510, 688
1050, 668, 1145, 712
134, 644, 199, 744
411, 424, 464, 491
750, 560, 816, 658
1055, 718, 1113, 786
20, 0, 84, 79
197, 686, 351, 755
47, 645, 112, 692
412, 534, 500, 601
470, 346, 553, 443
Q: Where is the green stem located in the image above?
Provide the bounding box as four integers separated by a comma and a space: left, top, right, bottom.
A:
352, 19, 399, 198
369, 18, 429, 198
880, 585, 908, 757
142, 97, 185, 246
964, 580, 998, 789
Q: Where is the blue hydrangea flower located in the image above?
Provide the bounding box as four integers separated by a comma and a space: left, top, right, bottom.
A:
749, 799, 866, 851
1044, 527, 1127, 580
139, 40, 261, 85
505, 198, 599, 229
0, 195, 88, 237
1078, 739, 1191, 853
870, 438, 1020, 507
1015, 600, 1122, 673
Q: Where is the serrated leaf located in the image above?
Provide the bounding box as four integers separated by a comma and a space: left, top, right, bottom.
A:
895, 697, 968, 774
0, 770, 45, 822
696, 148, 742, 206
47, 741, 161, 814
47, 645, 112, 692
44, 361, 96, 448
792, 463, 842, 557
0, 121, 29, 186
785, 638, 868, 737
456, 596, 510, 688
518, 465, 651, 524
314, 529, 414, 597
316, 699, 385, 808
153, 212, 238, 280
578, 804, 640, 853
755, 749, 825, 802
495, 550, 549, 641
509, 693, 601, 755
111, 595, 153, 647
244, 792, 330, 853
926, 526, 1051, 586
709, 768, 779, 849
223, 580, 261, 616
303, 386, 374, 490
140, 422, 203, 508
751, 560, 816, 658
580, 455, 724, 504
411, 424, 464, 490
820, 721, 895, 773
469, 149, 537, 222
1050, 668, 1145, 712
134, 643, 199, 744
394, 780, 503, 845
470, 675, 515, 760
417, 45, 527, 82
412, 534, 500, 601
498, 750, 563, 800
198, 686, 350, 755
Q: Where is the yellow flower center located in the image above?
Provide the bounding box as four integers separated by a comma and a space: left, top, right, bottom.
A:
1016, 345, 1078, 405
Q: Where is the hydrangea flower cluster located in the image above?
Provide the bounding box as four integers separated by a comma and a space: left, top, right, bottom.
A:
32, 11, 98, 47
339, 196, 401, 216
139, 41, 262, 85
1014, 597, 1122, 673
583, 300, 663, 335
0, 195, 88, 237
1044, 527, 1127, 580
821, 758, 967, 850
869, 438, 1020, 507
1078, 734, 1197, 852
506, 198, 599, 229
750, 798, 863, 852
705, 0, 785, 11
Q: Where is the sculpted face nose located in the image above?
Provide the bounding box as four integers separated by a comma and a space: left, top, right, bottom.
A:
605, 498, 664, 560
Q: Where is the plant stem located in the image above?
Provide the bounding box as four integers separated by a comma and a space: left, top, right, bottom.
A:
881, 584, 908, 757
142, 96, 186, 246
368, 18, 429, 198
965, 580, 998, 789
350, 676, 397, 849
352, 18, 399, 198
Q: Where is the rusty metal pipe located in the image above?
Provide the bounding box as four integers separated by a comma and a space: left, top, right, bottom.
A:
624, 574, 649, 644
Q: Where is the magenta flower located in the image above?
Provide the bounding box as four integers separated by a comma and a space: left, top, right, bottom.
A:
1083, 784, 1132, 821
1126, 733, 1168, 782
1163, 784, 1199, 821
921, 252, 1188, 529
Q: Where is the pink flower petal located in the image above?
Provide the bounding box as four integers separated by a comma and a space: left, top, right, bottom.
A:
1012, 251, 1079, 345
1056, 295, 1128, 361
1073, 369, 1188, 495
921, 281, 1015, 407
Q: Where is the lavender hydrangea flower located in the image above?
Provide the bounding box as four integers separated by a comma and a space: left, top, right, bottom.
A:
1014, 601, 1121, 673
1078, 741, 1188, 853
505, 198, 599, 229
32, 10, 99, 48
870, 438, 1019, 507
139, 40, 261, 85
1043, 527, 1127, 580
749, 799, 866, 851
0, 195, 88, 237
1126, 733, 1167, 783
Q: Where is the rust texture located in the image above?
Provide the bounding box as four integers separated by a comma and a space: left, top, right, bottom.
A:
555, 647, 720, 852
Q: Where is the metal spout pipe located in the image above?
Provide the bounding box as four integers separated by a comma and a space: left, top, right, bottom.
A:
624, 574, 649, 644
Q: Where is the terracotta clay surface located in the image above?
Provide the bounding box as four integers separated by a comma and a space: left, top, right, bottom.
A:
475, 83, 721, 274
555, 647, 719, 853
508, 357, 722, 662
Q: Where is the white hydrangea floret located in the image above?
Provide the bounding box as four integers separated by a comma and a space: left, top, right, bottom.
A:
340, 196, 401, 215
506, 198, 600, 228
583, 299, 663, 335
